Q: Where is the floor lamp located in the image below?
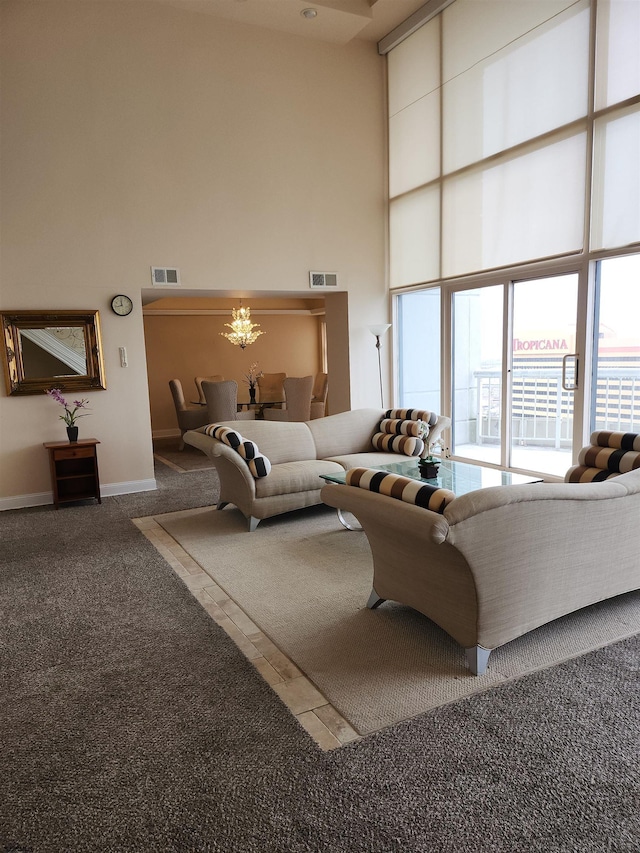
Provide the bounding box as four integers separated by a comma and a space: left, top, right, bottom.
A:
368, 324, 391, 408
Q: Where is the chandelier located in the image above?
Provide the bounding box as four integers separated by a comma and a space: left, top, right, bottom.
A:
220, 305, 264, 349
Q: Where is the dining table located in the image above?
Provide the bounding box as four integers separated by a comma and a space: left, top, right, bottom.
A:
191, 400, 284, 419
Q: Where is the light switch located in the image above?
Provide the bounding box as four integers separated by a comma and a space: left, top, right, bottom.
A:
119, 346, 128, 368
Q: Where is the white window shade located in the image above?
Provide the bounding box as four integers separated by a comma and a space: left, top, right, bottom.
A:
591, 107, 640, 250
442, 133, 587, 278
595, 0, 640, 110
443, 2, 589, 174
387, 19, 440, 117
389, 91, 440, 197
442, 0, 580, 82
390, 187, 440, 288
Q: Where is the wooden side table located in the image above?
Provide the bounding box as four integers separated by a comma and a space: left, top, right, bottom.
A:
43, 439, 101, 508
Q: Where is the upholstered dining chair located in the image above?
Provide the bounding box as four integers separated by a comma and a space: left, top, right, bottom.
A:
194, 374, 224, 405
202, 380, 255, 423
310, 372, 328, 419
263, 375, 314, 422
169, 379, 211, 449
257, 372, 286, 404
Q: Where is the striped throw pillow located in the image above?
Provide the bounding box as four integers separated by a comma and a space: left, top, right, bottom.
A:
378, 418, 424, 437
345, 467, 455, 513
371, 432, 424, 457
591, 430, 640, 451
204, 424, 242, 447
372, 413, 433, 457
202, 424, 271, 478
577, 430, 640, 475
385, 409, 437, 428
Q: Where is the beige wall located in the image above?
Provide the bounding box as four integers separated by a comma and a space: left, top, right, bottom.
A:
0, 0, 390, 507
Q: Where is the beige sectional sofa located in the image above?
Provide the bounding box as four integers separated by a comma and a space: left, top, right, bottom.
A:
321, 468, 640, 675
184, 408, 450, 531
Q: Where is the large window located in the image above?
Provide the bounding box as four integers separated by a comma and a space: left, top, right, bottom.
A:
593, 255, 640, 433
391, 0, 640, 476
397, 289, 441, 413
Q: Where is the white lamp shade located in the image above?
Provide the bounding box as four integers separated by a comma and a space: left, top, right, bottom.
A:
368, 324, 392, 337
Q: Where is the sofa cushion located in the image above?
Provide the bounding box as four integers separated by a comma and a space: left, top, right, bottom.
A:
308, 408, 385, 459
323, 451, 421, 471
200, 419, 316, 464
345, 467, 455, 513
255, 459, 344, 498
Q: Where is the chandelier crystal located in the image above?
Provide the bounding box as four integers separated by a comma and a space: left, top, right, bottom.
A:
220, 305, 264, 350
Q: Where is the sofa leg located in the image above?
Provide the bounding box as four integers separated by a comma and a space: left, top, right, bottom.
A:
217, 501, 229, 511
465, 645, 491, 676
248, 516, 260, 532
367, 588, 386, 610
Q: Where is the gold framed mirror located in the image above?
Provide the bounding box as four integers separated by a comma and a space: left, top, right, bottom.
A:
1, 310, 107, 396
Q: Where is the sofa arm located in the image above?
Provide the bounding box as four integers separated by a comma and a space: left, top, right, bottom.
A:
443, 479, 628, 527
321, 483, 451, 545
183, 429, 257, 494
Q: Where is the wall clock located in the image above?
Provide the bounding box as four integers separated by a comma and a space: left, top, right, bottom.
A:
111, 294, 133, 316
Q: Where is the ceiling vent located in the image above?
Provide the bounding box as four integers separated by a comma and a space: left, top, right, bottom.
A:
151, 266, 181, 286
309, 271, 338, 289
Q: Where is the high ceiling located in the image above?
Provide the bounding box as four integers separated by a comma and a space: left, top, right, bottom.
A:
155, 0, 429, 46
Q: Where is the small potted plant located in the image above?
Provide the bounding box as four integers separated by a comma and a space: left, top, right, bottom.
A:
243, 362, 263, 404
418, 432, 443, 479
46, 388, 90, 442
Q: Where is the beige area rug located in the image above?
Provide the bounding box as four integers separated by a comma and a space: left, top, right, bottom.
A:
156, 504, 640, 735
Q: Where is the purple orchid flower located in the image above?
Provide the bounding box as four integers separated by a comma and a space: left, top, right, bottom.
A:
46, 388, 91, 426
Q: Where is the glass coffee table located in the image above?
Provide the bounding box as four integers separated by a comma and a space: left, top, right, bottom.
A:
321, 458, 542, 530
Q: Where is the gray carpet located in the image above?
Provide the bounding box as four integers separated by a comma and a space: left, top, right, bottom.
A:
153, 437, 216, 472
1, 460, 639, 852
113, 455, 220, 517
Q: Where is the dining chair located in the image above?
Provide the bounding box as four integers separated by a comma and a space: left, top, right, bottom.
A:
257, 372, 286, 404
263, 375, 313, 422
202, 380, 255, 423
310, 372, 328, 419
168, 379, 211, 449
194, 374, 224, 405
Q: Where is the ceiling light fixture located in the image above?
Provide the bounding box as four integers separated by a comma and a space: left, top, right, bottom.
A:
220, 304, 264, 350
301, 8, 318, 19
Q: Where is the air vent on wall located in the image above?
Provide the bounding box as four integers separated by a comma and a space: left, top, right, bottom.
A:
151, 266, 181, 286
309, 271, 338, 289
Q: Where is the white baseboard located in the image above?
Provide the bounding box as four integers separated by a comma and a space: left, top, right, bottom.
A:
0, 478, 157, 512
0, 491, 52, 511
101, 478, 157, 497
153, 429, 181, 439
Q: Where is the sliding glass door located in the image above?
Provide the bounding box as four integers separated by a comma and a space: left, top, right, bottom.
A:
452, 285, 503, 465
510, 275, 578, 476
450, 273, 579, 476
